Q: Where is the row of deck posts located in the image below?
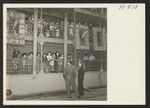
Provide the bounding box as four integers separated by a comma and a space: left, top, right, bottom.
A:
32, 8, 106, 79
32, 8, 68, 78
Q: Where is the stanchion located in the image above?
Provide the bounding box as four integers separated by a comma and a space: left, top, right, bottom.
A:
99, 54, 104, 86
33, 8, 38, 79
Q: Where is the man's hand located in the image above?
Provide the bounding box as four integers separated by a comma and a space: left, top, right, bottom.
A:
63, 71, 66, 79
74, 69, 78, 78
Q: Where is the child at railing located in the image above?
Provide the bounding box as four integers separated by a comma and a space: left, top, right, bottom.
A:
46, 52, 52, 73
12, 49, 21, 71
42, 53, 48, 73
58, 54, 64, 73
36, 53, 41, 73
26, 52, 33, 74
19, 53, 28, 74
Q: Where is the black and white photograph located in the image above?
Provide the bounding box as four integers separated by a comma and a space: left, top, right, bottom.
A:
5, 7, 107, 101
3, 4, 145, 105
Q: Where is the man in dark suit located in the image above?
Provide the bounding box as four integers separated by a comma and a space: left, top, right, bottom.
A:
63, 62, 79, 99
78, 60, 85, 99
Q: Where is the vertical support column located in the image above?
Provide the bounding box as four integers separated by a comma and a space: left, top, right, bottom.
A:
33, 8, 38, 78
73, 13, 76, 68
40, 43, 43, 72
19, 13, 25, 37
64, 13, 68, 69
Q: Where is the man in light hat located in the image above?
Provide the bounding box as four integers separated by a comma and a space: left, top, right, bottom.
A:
63, 61, 79, 99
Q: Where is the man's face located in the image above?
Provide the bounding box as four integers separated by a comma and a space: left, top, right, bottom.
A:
23, 55, 26, 58
30, 54, 33, 58
79, 62, 82, 67
38, 54, 40, 57
67, 62, 71, 65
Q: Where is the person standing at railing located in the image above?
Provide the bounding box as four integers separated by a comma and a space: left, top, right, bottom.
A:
49, 21, 55, 38
13, 15, 19, 36
28, 15, 34, 36
12, 49, 20, 70
67, 53, 73, 63
43, 20, 50, 38
42, 53, 48, 73
47, 52, 52, 73
26, 52, 33, 74
58, 54, 64, 73
54, 52, 60, 72
37, 17, 43, 36
21, 53, 27, 72
18, 53, 27, 74
89, 54, 95, 61
59, 21, 64, 39
69, 22, 74, 40
36, 53, 41, 73
51, 53, 56, 72
83, 53, 89, 61
54, 22, 60, 38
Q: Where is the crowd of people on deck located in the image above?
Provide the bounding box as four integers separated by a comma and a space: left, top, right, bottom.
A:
12, 48, 97, 74
12, 49, 65, 74
12, 49, 33, 74
8, 11, 98, 40
7, 9, 106, 100
25, 15, 91, 40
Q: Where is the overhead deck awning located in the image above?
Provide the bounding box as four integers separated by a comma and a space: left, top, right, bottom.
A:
73, 8, 106, 19
10, 8, 106, 26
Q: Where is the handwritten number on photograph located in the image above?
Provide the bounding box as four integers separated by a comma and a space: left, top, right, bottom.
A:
119, 5, 138, 10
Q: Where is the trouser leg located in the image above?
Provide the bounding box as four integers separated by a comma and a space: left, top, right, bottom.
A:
81, 80, 84, 95
71, 81, 79, 98
78, 77, 84, 96
66, 80, 71, 98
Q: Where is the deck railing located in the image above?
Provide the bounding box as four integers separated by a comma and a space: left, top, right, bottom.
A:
7, 58, 107, 74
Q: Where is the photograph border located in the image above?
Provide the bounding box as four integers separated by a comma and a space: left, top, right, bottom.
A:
3, 4, 108, 105
1, 0, 149, 107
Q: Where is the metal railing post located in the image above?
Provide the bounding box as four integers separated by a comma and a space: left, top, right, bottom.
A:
64, 13, 68, 70
33, 8, 38, 78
